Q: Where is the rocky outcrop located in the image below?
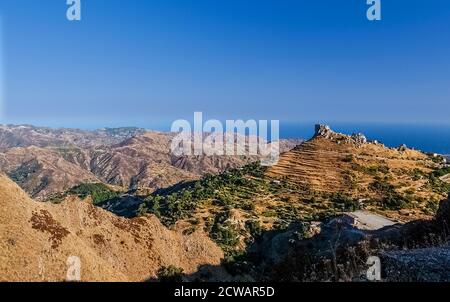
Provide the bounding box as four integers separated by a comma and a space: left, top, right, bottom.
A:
314, 124, 367, 146
314, 124, 335, 139
267, 125, 443, 216
351, 133, 367, 145
397, 144, 408, 152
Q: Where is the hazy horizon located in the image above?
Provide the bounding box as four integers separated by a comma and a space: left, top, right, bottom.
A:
2, 119, 450, 154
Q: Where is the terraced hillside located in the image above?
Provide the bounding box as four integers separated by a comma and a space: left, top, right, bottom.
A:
136, 125, 450, 257
267, 125, 449, 221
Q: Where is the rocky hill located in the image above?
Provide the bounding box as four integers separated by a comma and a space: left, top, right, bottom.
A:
0, 174, 223, 281
0, 125, 302, 200
0, 125, 146, 149
135, 125, 449, 260
2, 124, 448, 282
266, 124, 448, 221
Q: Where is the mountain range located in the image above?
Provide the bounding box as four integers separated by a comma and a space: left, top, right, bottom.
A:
1, 123, 449, 282
0, 125, 301, 200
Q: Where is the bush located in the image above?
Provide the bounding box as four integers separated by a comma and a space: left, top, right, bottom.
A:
381, 193, 409, 210
330, 192, 360, 212
139, 161, 267, 226
245, 220, 262, 238
156, 266, 184, 282
370, 178, 395, 194
208, 212, 241, 254
428, 175, 450, 194
431, 167, 450, 178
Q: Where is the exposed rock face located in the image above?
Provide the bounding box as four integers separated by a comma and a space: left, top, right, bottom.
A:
351, 133, 367, 145
397, 144, 408, 152
0, 174, 223, 281
314, 124, 367, 146
314, 124, 334, 139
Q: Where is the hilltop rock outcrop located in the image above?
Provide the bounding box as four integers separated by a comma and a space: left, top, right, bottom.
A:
314, 124, 367, 146
267, 125, 444, 222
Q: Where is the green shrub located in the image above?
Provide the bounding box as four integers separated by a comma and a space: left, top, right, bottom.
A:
370, 177, 395, 194
431, 166, 450, 178
330, 192, 360, 212
156, 266, 184, 282
427, 166, 450, 194
381, 193, 409, 210
138, 161, 268, 226
208, 212, 241, 254
245, 220, 262, 238
428, 175, 450, 194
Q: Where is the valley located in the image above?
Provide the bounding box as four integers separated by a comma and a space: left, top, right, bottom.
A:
1, 123, 449, 282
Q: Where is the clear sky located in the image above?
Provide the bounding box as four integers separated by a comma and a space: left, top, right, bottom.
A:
0, 0, 449, 129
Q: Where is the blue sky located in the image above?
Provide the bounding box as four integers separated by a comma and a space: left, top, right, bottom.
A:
0, 0, 449, 129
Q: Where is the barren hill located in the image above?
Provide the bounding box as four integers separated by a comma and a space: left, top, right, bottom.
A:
0, 174, 223, 282
0, 125, 145, 149
0, 125, 301, 199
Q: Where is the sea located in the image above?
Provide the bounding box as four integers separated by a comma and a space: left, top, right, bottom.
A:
280, 122, 450, 155
8, 119, 450, 155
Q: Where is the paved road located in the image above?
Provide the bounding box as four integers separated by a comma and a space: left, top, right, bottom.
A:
347, 211, 397, 230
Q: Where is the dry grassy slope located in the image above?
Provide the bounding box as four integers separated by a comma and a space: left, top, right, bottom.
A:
268, 137, 430, 193
441, 174, 450, 183
0, 147, 100, 199
0, 174, 223, 282
266, 134, 444, 220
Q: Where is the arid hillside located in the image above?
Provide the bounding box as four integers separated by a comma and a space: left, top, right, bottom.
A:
266, 124, 449, 221
1, 124, 449, 282
0, 125, 301, 200
137, 125, 449, 258
0, 174, 223, 282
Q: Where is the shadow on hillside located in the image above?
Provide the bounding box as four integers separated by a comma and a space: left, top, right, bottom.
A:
146, 198, 450, 282
100, 195, 144, 218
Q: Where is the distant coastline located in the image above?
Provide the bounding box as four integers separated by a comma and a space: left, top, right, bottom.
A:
2, 121, 450, 155
281, 122, 450, 155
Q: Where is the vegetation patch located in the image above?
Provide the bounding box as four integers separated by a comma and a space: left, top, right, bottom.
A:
68, 183, 120, 205
138, 162, 268, 226
206, 211, 241, 254
427, 167, 450, 195
30, 209, 70, 249
156, 266, 185, 282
